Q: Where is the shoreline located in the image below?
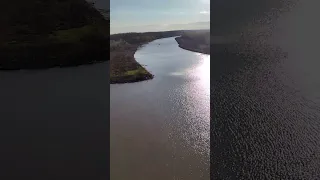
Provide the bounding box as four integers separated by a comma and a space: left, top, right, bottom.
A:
176, 43, 210, 55
0, 60, 107, 71
110, 31, 210, 84
110, 31, 182, 84
175, 35, 210, 55
110, 44, 154, 84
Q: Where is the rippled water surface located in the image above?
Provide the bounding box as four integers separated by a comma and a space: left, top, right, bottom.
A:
110, 37, 210, 180
212, 0, 320, 179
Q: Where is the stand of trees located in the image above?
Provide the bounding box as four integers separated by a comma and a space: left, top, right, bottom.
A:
0, 0, 109, 70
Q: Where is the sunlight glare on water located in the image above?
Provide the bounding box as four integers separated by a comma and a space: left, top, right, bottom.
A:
198, 54, 210, 93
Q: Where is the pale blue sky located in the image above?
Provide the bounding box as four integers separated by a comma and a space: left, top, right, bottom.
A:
110, 0, 210, 34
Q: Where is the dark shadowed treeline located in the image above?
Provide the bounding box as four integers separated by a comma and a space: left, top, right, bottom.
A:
0, 0, 109, 70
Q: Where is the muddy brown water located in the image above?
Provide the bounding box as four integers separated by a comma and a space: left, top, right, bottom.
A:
111, 37, 210, 180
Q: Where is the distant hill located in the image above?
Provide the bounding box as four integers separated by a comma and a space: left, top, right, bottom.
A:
0, 0, 109, 70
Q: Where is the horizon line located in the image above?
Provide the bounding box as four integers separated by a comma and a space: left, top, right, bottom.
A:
110, 28, 210, 35
111, 21, 210, 29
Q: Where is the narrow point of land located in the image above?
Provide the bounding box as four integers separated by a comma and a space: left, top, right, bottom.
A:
0, 0, 109, 70
175, 30, 210, 55
110, 31, 182, 84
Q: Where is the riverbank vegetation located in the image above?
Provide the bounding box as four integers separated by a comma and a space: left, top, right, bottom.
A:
110, 31, 183, 83
0, 0, 109, 70
175, 30, 210, 55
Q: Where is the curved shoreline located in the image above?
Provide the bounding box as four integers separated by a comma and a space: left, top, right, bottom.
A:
176, 44, 210, 55
175, 36, 210, 55
110, 33, 210, 84
110, 32, 182, 84
110, 45, 154, 84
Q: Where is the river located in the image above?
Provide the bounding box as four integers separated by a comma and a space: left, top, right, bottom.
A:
0, 37, 209, 179
110, 37, 210, 179
212, 0, 320, 179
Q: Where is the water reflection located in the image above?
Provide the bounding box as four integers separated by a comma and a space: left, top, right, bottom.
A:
212, 0, 320, 178
193, 54, 210, 93
110, 37, 210, 180
182, 53, 210, 156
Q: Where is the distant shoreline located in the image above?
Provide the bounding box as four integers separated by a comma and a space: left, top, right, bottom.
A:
175, 36, 210, 55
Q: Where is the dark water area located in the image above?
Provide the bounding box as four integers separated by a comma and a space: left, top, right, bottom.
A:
212, 0, 320, 179
0, 63, 110, 179
111, 37, 210, 180
211, 0, 290, 35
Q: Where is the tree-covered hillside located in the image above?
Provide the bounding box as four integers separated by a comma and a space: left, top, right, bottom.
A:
0, 0, 109, 69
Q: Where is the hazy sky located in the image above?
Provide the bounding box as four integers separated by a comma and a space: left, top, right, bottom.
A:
110, 0, 210, 34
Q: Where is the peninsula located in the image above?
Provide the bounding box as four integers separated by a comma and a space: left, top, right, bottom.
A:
110, 31, 182, 83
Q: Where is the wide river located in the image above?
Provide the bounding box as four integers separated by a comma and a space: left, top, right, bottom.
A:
110, 37, 210, 179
